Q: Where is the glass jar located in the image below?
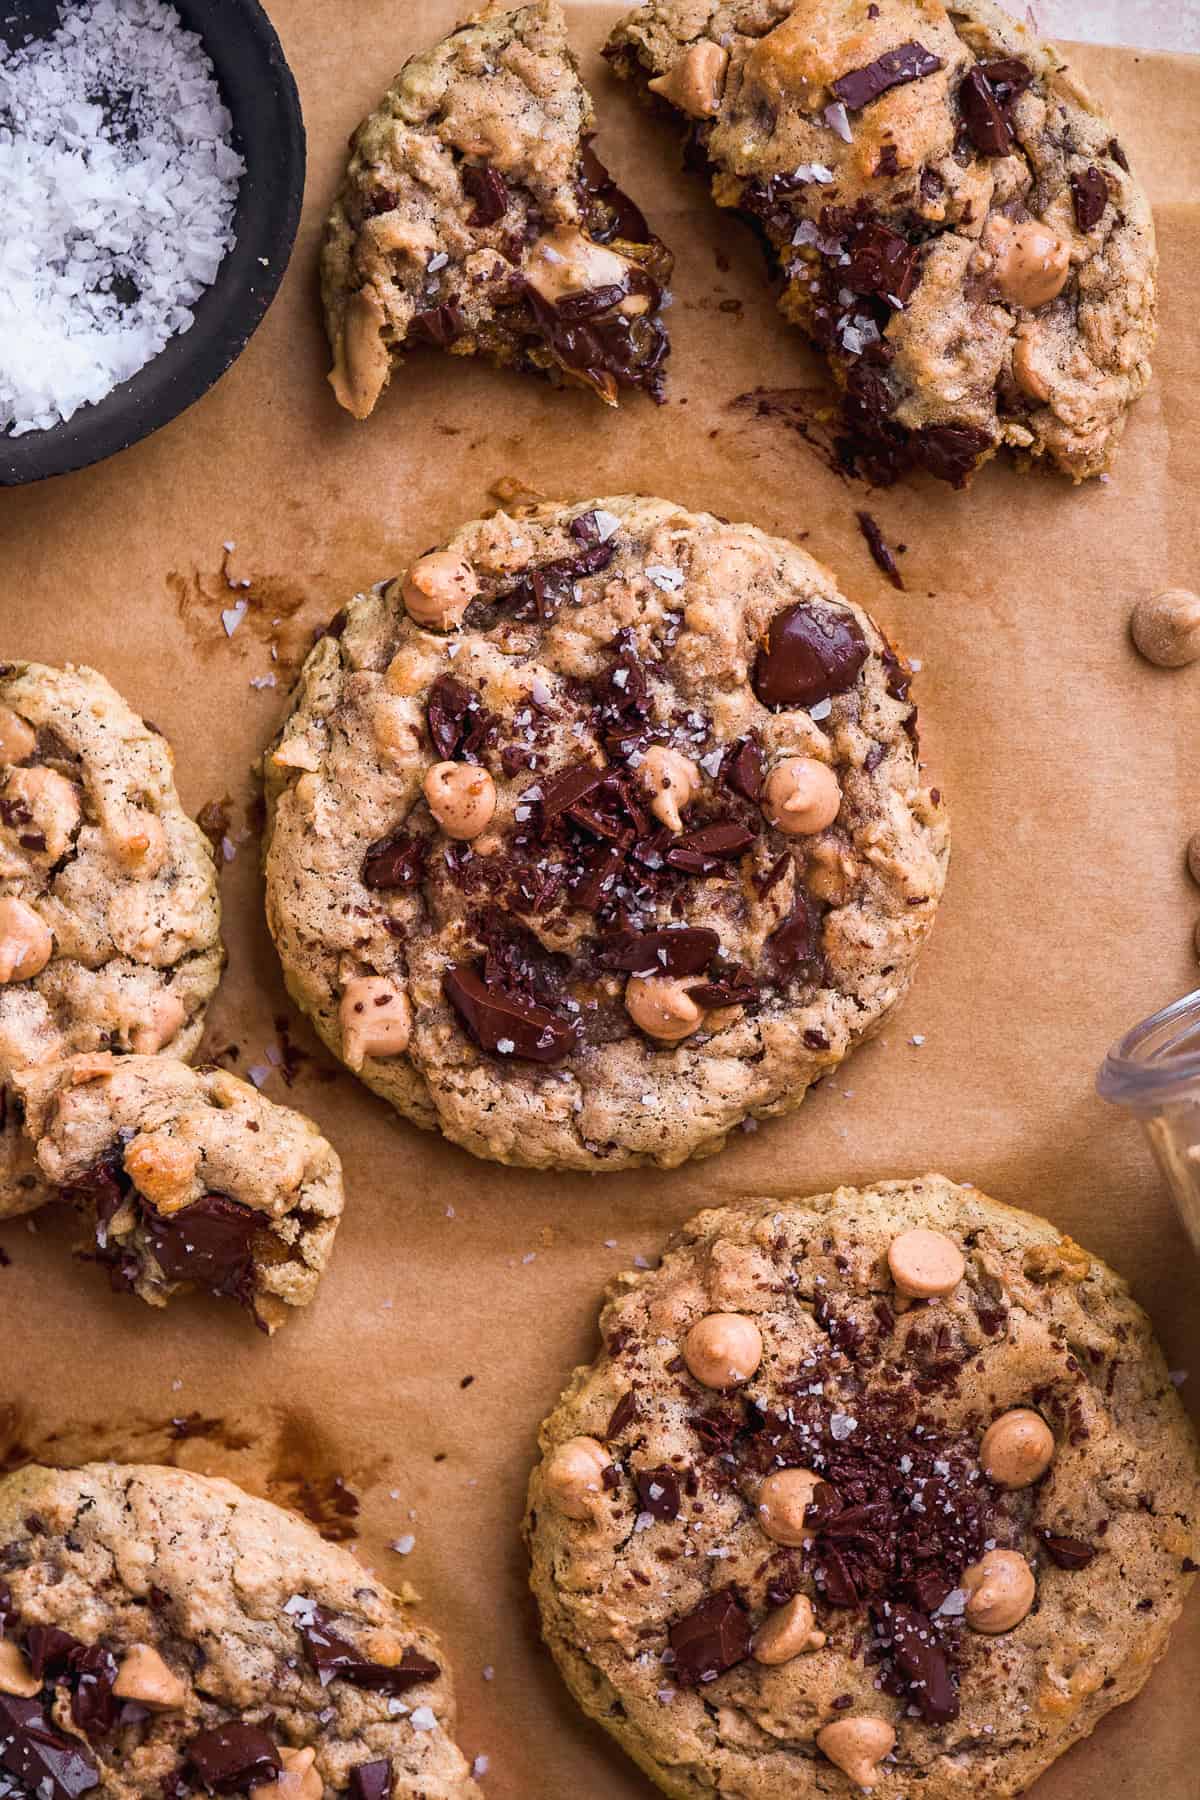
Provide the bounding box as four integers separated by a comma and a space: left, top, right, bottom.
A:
1097, 987, 1200, 1255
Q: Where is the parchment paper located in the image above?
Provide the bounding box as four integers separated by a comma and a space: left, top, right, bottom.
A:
0, 5, 1197, 1795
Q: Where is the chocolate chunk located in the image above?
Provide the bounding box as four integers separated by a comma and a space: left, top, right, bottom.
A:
294, 1603, 439, 1695
409, 303, 466, 349
497, 541, 615, 624
597, 927, 719, 978
186, 1724, 281, 1794
24, 1625, 83, 1680
855, 512, 904, 590
462, 163, 509, 227
141, 1195, 261, 1307
1071, 166, 1108, 231
0, 1696, 99, 1800
540, 760, 607, 820
668, 1587, 751, 1687
958, 66, 1012, 155
567, 842, 625, 912
832, 42, 943, 111
443, 964, 577, 1063
606, 1389, 638, 1441
362, 831, 425, 892
68, 1647, 119, 1738
844, 221, 920, 306
664, 821, 755, 874
722, 737, 763, 803
754, 602, 868, 711
426, 675, 491, 762
635, 1466, 681, 1521
886, 1603, 959, 1723
524, 284, 670, 405
687, 962, 757, 1008
1041, 1532, 1096, 1569
769, 891, 825, 979
577, 140, 651, 246
348, 1762, 393, 1800
1108, 137, 1129, 171
915, 422, 992, 487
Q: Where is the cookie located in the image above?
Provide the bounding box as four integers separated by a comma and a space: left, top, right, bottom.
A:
0, 1462, 480, 1800
0, 663, 223, 1218
263, 494, 947, 1172
526, 1175, 1200, 1798
321, 0, 673, 419
16, 1054, 343, 1334
606, 0, 1156, 485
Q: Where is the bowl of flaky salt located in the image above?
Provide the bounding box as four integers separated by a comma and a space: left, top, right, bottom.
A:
0, 0, 305, 485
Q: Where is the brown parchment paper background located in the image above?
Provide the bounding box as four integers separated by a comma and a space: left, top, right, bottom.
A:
1, 4, 1198, 1795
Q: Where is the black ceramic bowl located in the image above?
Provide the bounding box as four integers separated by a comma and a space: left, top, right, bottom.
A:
0, 0, 305, 486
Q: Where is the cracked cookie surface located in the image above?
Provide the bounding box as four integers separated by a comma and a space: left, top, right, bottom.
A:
0, 1462, 480, 1800
262, 494, 947, 1172
0, 663, 223, 1222
15, 1054, 344, 1334
525, 1176, 1200, 1799
606, 0, 1156, 485
322, 0, 672, 419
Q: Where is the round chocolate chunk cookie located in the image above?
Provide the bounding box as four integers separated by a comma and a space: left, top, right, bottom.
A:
15, 1055, 343, 1334
321, 0, 672, 419
526, 1177, 1200, 1798
0, 663, 223, 1220
0, 1463, 481, 1800
263, 495, 947, 1172
606, 0, 1156, 485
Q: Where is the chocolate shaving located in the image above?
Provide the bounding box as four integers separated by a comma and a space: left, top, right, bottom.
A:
443, 964, 577, 1064
496, 541, 615, 624
606, 1389, 638, 1441
426, 675, 492, 762
1071, 166, 1108, 231
855, 511, 905, 589
668, 1587, 751, 1687
832, 42, 943, 111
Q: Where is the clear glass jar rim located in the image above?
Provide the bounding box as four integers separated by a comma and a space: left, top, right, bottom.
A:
1097, 987, 1200, 1110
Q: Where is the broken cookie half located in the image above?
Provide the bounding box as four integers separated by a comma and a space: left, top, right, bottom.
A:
16, 1053, 343, 1334
607, 0, 1156, 485
322, 0, 674, 419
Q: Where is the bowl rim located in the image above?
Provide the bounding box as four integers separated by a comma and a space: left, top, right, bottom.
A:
0, 0, 306, 487
1096, 987, 1200, 1111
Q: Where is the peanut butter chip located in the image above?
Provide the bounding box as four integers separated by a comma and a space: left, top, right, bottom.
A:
330, 285, 391, 419
636, 746, 700, 833
339, 976, 412, 1070
250, 1747, 321, 1800
524, 228, 633, 306
887, 1227, 965, 1299
1012, 323, 1052, 402
817, 1717, 895, 1789
752, 1594, 826, 1664
683, 1313, 763, 1389
625, 974, 705, 1042
123, 1133, 201, 1214
980, 1408, 1055, 1488
648, 41, 729, 117
763, 757, 842, 835
1130, 589, 1200, 668
0, 1639, 40, 1699
961, 1549, 1036, 1633
756, 1467, 822, 1546
112, 1643, 188, 1710
130, 990, 187, 1055
400, 551, 478, 631
423, 762, 497, 840
0, 896, 53, 982
0, 706, 36, 766
987, 216, 1072, 309
544, 1436, 611, 1519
